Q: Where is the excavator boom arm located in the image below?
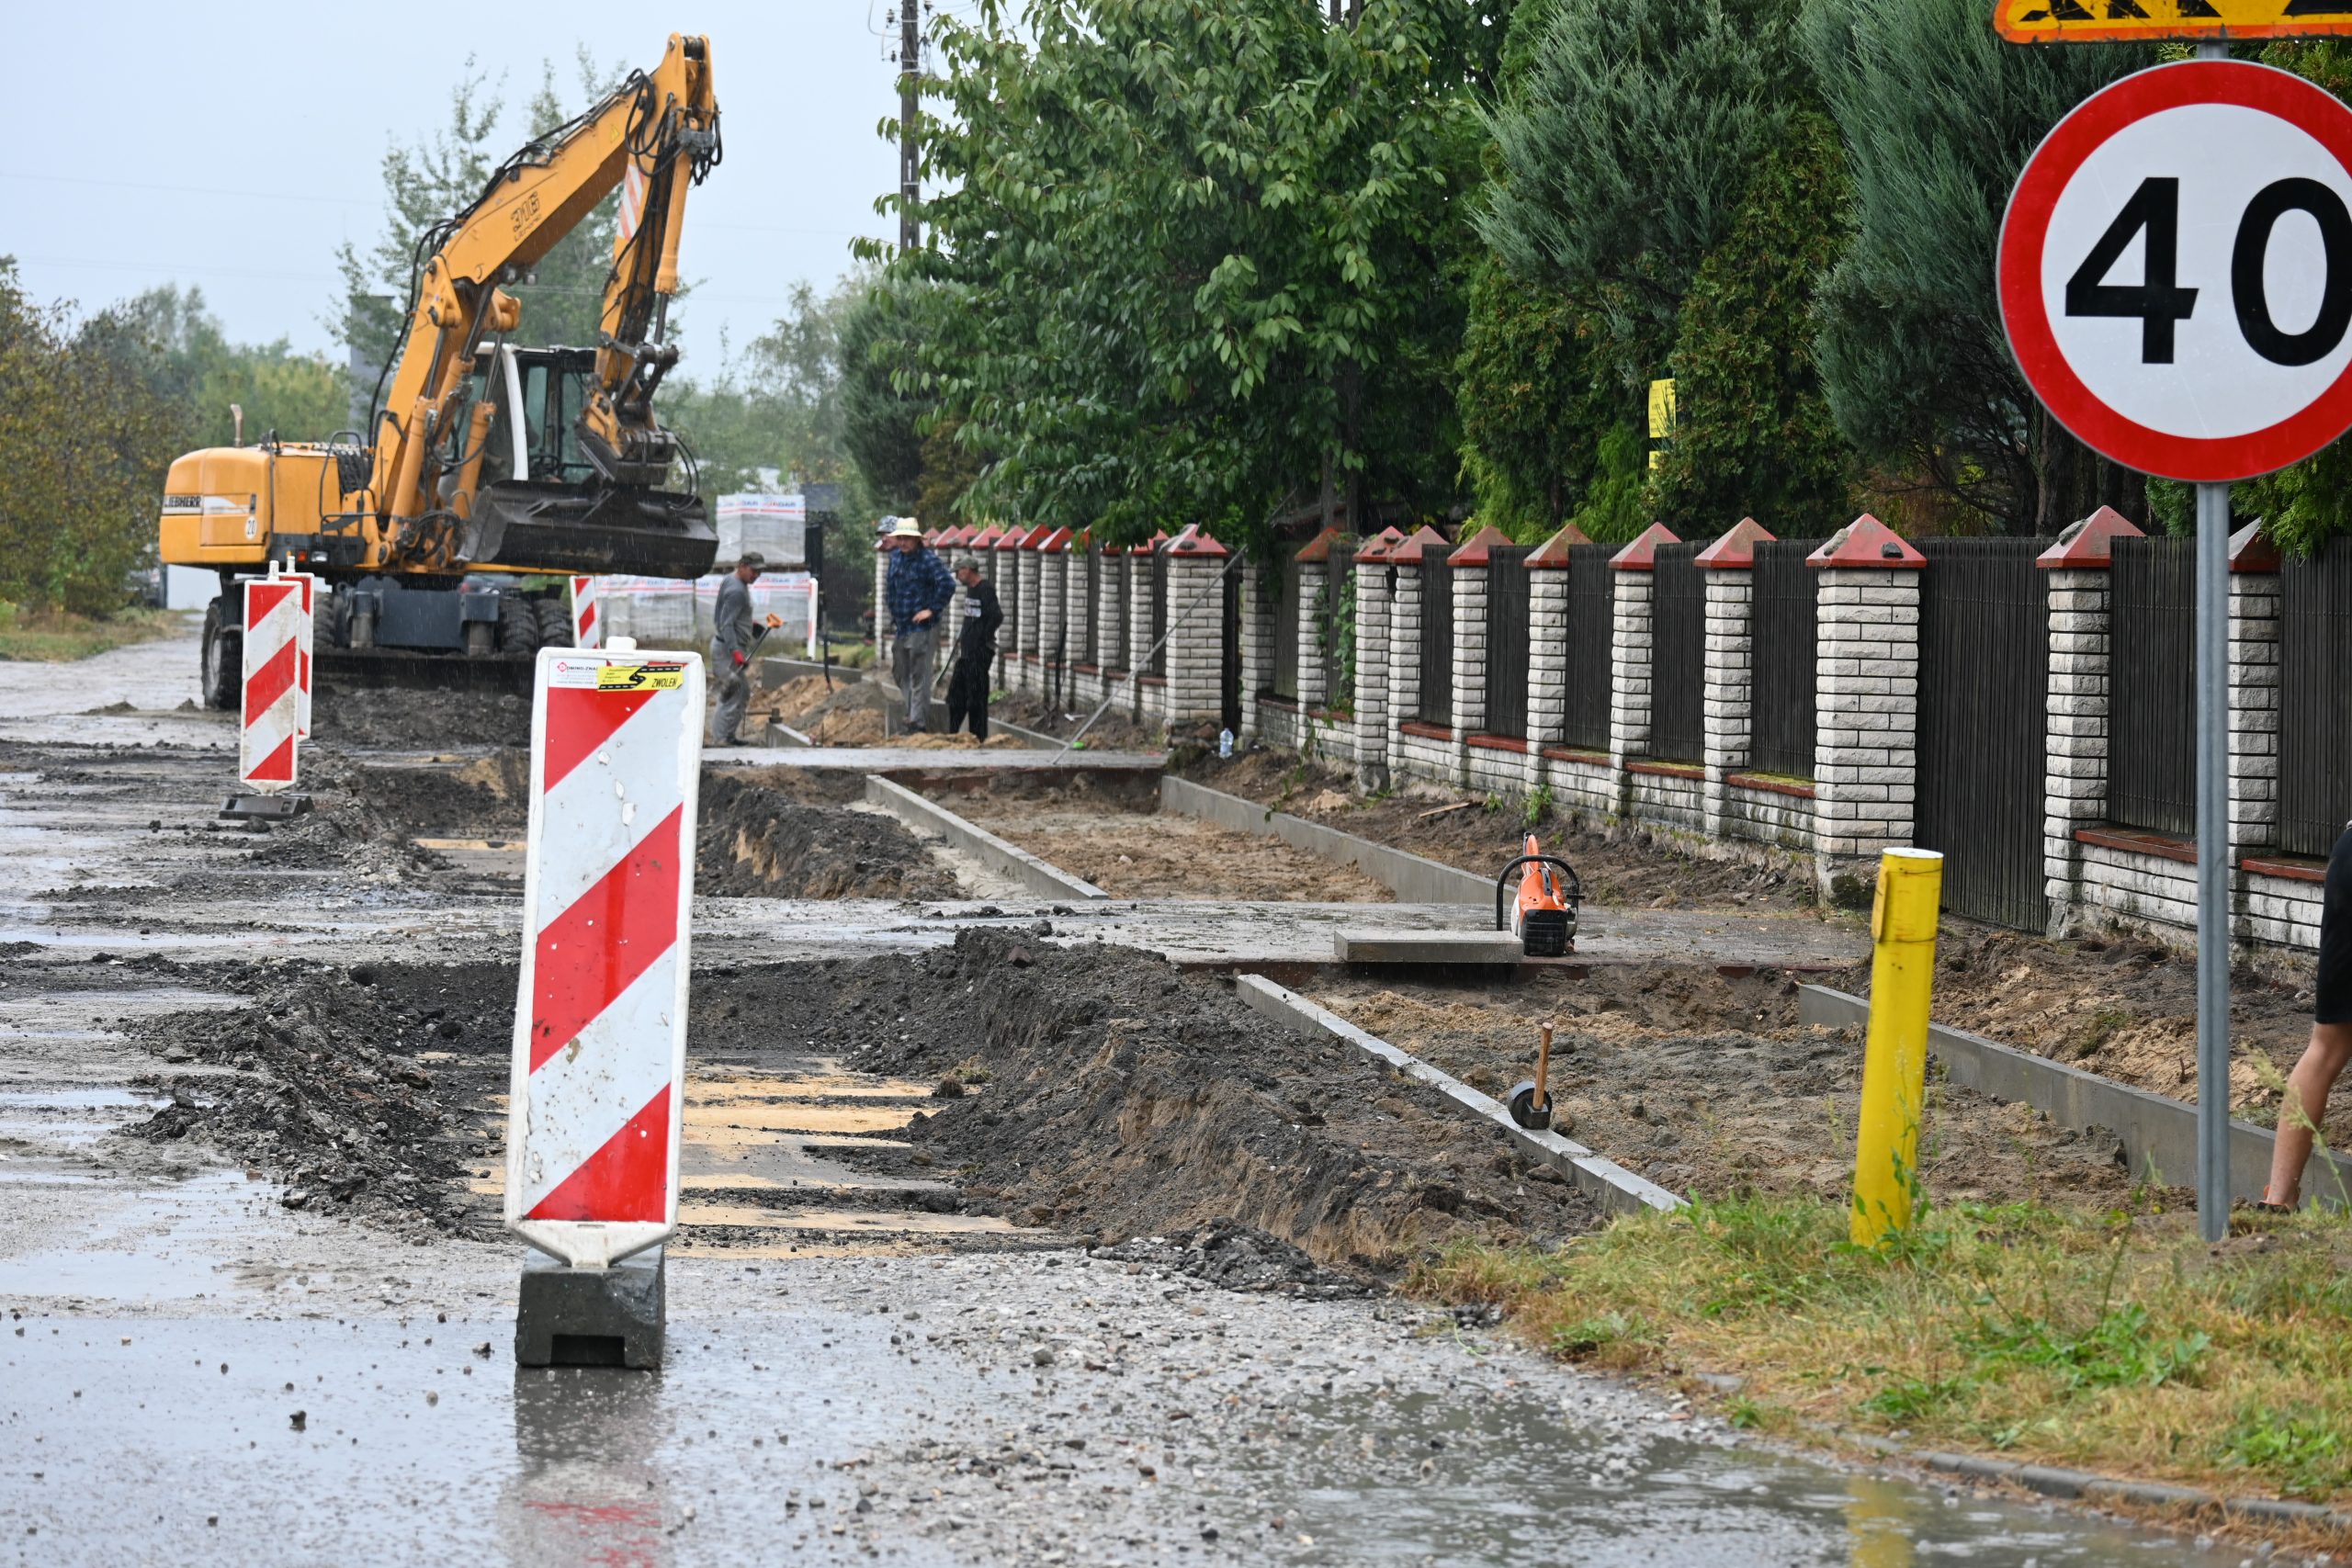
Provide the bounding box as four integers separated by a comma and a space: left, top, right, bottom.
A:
368, 33, 718, 569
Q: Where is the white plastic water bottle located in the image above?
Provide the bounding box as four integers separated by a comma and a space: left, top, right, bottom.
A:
1218, 728, 1234, 758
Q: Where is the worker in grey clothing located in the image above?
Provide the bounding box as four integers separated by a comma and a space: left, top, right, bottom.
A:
707, 551, 766, 747
884, 517, 955, 731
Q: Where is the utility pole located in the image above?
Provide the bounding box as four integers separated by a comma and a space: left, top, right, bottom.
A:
899, 4, 921, 254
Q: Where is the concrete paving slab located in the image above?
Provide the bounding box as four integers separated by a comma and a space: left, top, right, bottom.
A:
1334, 929, 1527, 964
700, 744, 1163, 773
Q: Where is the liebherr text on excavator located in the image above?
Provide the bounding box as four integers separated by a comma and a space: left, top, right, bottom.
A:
160, 33, 721, 706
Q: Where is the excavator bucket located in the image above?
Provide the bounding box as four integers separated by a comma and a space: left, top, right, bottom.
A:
460, 480, 718, 579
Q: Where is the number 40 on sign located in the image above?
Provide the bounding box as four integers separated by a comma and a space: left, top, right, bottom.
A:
1999, 60, 2352, 482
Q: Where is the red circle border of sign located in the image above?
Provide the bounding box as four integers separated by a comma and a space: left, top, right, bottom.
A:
1999, 60, 2352, 483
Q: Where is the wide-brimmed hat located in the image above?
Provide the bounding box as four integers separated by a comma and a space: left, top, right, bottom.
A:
890, 517, 923, 539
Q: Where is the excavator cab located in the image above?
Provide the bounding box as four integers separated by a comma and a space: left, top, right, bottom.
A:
455, 344, 714, 578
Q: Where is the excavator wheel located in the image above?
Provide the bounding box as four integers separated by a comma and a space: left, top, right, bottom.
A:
198, 598, 242, 711
534, 597, 572, 649
498, 593, 543, 658
312, 585, 339, 651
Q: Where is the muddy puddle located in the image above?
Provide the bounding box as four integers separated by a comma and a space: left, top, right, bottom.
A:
933, 773, 1392, 902
1314, 964, 2161, 1209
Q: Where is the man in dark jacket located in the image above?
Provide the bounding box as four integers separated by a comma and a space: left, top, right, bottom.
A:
946, 553, 1002, 740
884, 517, 956, 730
707, 552, 765, 746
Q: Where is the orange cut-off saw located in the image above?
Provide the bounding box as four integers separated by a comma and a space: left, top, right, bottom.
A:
1493, 833, 1582, 957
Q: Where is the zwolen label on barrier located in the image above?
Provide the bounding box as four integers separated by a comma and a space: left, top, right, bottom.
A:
238, 577, 306, 791
503, 647, 703, 1269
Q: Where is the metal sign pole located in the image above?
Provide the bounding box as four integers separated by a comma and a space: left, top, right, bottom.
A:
2192, 36, 2232, 1246
2196, 479, 2231, 1240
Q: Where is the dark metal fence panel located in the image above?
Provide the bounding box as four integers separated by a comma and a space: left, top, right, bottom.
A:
1269, 555, 1302, 699
1749, 541, 1822, 777
1419, 560, 1454, 727
1149, 546, 1169, 677
2110, 536, 2196, 837
1561, 544, 1614, 750
1080, 546, 1101, 664
1484, 546, 1532, 737
1916, 538, 2051, 931
2281, 540, 2352, 858
1317, 543, 1354, 707
1648, 543, 1704, 762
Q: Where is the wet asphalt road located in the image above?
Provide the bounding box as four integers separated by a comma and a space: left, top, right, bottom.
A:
0, 632, 2248, 1564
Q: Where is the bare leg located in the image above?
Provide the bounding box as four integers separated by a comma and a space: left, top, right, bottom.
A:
2265, 1021, 2352, 1207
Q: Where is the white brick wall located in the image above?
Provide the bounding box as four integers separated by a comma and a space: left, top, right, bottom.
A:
1386, 565, 1423, 782
1098, 551, 1127, 672
1608, 570, 1654, 814
2042, 567, 2109, 934
1702, 571, 1754, 842
2230, 570, 2280, 856
1354, 558, 1390, 791
1297, 562, 1328, 713
1452, 564, 1488, 738
1631, 768, 1706, 832
1165, 556, 1226, 725
1037, 551, 1068, 698
1813, 568, 1919, 876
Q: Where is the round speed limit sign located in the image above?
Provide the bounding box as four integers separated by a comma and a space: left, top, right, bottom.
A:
2000, 61, 2352, 482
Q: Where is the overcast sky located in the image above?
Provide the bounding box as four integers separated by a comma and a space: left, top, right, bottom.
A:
6, 1, 918, 365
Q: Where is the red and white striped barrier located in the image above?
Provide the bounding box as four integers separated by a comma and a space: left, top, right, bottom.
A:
238, 571, 308, 791
293, 570, 314, 739
571, 575, 600, 649
504, 646, 702, 1269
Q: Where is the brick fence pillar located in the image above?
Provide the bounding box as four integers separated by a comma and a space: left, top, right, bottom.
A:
994, 527, 1031, 694
2036, 507, 2142, 935
1809, 515, 1925, 902
1295, 561, 1328, 716
1062, 532, 1092, 705
1033, 529, 1067, 704
1521, 524, 1589, 795
1163, 525, 1228, 727
1386, 543, 1428, 782
2229, 521, 2284, 866
1239, 562, 1272, 741
1352, 531, 1398, 791
1609, 524, 1680, 817
1097, 542, 1126, 682
1697, 518, 1773, 840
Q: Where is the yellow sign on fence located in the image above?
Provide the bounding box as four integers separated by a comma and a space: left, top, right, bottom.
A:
1996, 0, 2352, 44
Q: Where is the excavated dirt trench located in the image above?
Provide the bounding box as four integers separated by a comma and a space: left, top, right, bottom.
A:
1313, 963, 2165, 1210
936, 773, 1394, 903
117, 932, 1597, 1280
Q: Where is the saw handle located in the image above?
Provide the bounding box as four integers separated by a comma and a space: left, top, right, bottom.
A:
1535, 1019, 1554, 1110
1493, 853, 1585, 931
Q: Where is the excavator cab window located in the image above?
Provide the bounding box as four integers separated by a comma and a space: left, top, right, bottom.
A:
472, 346, 602, 488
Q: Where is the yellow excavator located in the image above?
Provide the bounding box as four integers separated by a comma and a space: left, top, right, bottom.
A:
160, 34, 721, 705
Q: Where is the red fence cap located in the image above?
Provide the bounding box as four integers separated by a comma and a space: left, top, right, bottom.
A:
1386, 525, 1453, 565
1295, 525, 1348, 564
2230, 517, 2282, 574
1446, 523, 1517, 568
1807, 513, 1925, 570
1167, 523, 1230, 558
2033, 504, 2143, 570
1609, 522, 1681, 571
1693, 516, 1776, 569
994, 525, 1030, 550
1524, 521, 1594, 570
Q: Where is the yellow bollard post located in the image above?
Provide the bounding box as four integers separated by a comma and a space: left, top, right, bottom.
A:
1850, 848, 1944, 1248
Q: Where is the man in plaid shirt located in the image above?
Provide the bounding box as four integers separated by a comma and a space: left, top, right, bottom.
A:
883, 516, 956, 730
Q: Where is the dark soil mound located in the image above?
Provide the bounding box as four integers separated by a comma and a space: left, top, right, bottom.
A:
696, 773, 957, 900
803, 931, 1599, 1274
318, 683, 535, 749
354, 750, 531, 839
247, 750, 445, 878
123, 957, 514, 1239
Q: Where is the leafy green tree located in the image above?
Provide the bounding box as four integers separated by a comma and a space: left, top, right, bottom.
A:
106, 285, 345, 447
1453, 259, 1621, 537
1801, 0, 2153, 533
1653, 111, 1855, 535
0, 261, 184, 613
840, 279, 926, 515
879, 0, 1503, 547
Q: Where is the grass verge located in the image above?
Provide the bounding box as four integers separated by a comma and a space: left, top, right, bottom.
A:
0, 603, 182, 661
1415, 1193, 2352, 1509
